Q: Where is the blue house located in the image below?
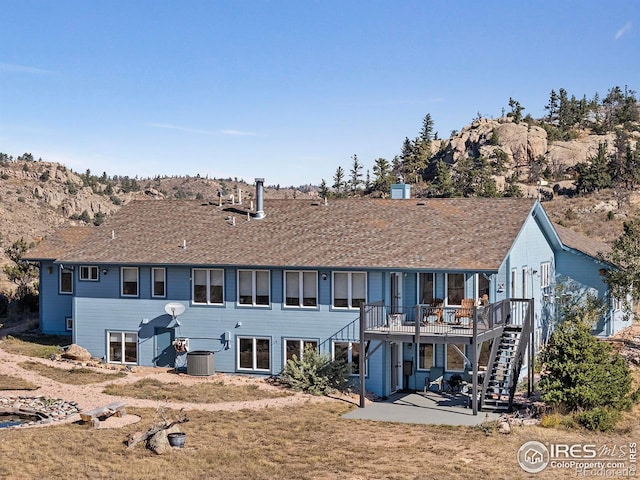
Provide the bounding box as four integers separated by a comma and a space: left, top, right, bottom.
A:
26, 180, 625, 413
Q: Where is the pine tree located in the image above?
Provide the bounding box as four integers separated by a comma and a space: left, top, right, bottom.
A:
332, 166, 346, 197
348, 154, 363, 196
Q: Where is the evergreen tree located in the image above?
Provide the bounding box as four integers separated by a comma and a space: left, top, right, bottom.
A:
545, 89, 559, 123
420, 113, 434, 144
319, 179, 329, 199
508, 97, 524, 124
430, 160, 455, 197
539, 309, 632, 415
503, 173, 523, 197
332, 166, 346, 197
602, 216, 640, 320
372, 157, 394, 195
348, 154, 363, 196
574, 142, 612, 194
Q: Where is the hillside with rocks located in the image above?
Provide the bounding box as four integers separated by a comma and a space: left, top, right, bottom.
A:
0, 157, 317, 292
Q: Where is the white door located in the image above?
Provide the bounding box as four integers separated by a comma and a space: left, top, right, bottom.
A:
390, 342, 403, 393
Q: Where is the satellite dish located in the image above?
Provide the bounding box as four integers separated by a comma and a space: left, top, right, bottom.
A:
164, 302, 186, 319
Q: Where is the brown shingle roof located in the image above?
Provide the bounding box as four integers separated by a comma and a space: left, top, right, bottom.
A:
553, 223, 611, 259
49, 197, 537, 271
25, 227, 94, 260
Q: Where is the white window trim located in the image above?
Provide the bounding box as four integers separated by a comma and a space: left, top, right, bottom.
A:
331, 271, 367, 310
510, 268, 518, 298
237, 336, 271, 372
284, 270, 318, 308
332, 340, 366, 376
237, 269, 270, 307
445, 273, 465, 306
59, 268, 73, 295
121, 267, 139, 297
107, 331, 138, 365
192, 268, 225, 305
417, 343, 435, 371
540, 262, 551, 289
65, 317, 73, 331
283, 338, 318, 364
522, 266, 529, 299
418, 272, 435, 305
152, 267, 166, 298
79, 265, 99, 281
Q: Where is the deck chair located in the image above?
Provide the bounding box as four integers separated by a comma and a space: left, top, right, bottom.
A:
423, 366, 445, 393
454, 298, 475, 324
422, 298, 444, 324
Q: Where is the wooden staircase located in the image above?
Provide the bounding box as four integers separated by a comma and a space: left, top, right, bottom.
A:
481, 325, 524, 412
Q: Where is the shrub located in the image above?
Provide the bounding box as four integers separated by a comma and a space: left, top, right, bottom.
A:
539, 317, 631, 411
576, 407, 620, 432
279, 346, 351, 395
540, 413, 561, 428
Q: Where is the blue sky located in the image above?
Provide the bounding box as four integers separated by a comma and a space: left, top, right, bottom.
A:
1, 1, 638, 187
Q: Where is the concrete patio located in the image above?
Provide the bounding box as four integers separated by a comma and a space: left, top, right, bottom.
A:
342, 390, 501, 426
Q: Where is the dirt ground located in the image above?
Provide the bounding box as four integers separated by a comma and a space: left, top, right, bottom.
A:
0, 346, 347, 429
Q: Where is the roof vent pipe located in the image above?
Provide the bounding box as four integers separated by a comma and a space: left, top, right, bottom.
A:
254, 178, 265, 219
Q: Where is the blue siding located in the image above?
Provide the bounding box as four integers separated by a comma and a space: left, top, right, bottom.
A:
39, 261, 72, 335
38, 204, 624, 398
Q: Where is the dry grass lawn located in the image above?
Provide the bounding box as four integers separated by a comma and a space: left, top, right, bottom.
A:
103, 378, 292, 403
0, 335, 69, 358
0, 402, 637, 480
18, 361, 127, 385
0, 373, 37, 391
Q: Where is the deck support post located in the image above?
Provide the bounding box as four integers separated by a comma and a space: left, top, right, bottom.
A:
471, 307, 478, 415
359, 303, 366, 408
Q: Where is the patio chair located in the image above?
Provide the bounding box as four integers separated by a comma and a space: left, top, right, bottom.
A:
422, 298, 444, 324
454, 298, 475, 324
423, 366, 445, 393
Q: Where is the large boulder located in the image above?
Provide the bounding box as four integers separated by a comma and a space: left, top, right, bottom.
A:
147, 425, 182, 455
61, 344, 91, 362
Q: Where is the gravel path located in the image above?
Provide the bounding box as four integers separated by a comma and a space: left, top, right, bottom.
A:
0, 347, 349, 428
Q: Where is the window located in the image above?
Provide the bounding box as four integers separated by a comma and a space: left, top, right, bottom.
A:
522, 267, 529, 298
238, 270, 270, 306
332, 272, 366, 309
65, 317, 73, 331
510, 269, 518, 297
284, 339, 318, 363
79, 265, 98, 281
446, 273, 465, 305
478, 274, 489, 301
419, 273, 434, 305
121, 267, 139, 297
108, 332, 137, 364
193, 268, 224, 304
237, 337, 271, 371
60, 268, 73, 294
334, 341, 363, 375
152, 268, 166, 298
446, 344, 466, 371
285, 271, 317, 307
418, 343, 434, 370
540, 262, 551, 289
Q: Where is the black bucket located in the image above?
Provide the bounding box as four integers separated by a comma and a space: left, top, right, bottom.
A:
168, 432, 186, 448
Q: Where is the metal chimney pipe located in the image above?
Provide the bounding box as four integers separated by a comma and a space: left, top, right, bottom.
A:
254, 178, 265, 219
